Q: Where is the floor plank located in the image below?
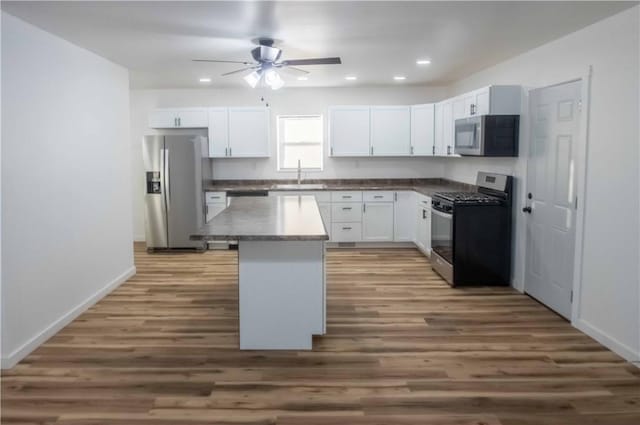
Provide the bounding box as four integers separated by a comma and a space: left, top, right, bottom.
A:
2, 244, 639, 424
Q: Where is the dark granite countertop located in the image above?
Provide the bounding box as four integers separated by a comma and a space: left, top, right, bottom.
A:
203, 178, 474, 198
191, 195, 329, 242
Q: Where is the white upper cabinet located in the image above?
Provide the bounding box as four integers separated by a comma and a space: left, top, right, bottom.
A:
208, 108, 229, 158
370, 106, 411, 156
329, 106, 371, 157
227, 107, 270, 157
148, 108, 208, 129
207, 107, 269, 158
436, 100, 455, 156
410, 104, 435, 156
451, 85, 521, 120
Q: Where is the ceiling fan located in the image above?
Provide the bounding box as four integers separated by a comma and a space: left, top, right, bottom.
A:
193, 38, 341, 90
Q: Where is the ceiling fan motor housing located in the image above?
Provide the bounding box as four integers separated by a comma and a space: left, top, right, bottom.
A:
252, 45, 282, 63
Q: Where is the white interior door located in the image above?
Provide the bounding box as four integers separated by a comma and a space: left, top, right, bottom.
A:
524, 80, 581, 319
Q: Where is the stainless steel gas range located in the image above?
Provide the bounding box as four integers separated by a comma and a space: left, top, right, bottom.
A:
430, 172, 513, 287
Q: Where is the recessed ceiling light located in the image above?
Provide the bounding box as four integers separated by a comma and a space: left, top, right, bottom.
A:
297, 76, 309, 81
416, 59, 431, 65
345, 75, 357, 81
393, 76, 406, 81
199, 77, 211, 83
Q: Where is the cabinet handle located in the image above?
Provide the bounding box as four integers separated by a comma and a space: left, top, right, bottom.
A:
394, 192, 397, 202
374, 195, 384, 199
342, 195, 352, 199
330, 146, 334, 156
225, 147, 228, 156
370, 146, 374, 155
432, 145, 435, 155
447, 145, 451, 155
342, 227, 352, 231
174, 117, 178, 127
363, 204, 366, 213
410, 145, 414, 155
342, 207, 352, 210
229, 147, 232, 156
178, 117, 181, 126
422, 209, 427, 219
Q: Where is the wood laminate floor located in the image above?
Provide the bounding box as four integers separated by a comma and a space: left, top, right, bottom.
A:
2, 244, 639, 424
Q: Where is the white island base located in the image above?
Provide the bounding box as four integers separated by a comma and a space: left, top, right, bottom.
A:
238, 240, 326, 350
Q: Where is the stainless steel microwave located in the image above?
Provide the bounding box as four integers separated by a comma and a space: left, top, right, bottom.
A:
454, 115, 519, 157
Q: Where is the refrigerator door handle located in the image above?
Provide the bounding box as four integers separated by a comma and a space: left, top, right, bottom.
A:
164, 148, 171, 212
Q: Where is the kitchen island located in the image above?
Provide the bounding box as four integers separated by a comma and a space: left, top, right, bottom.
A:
191, 195, 329, 350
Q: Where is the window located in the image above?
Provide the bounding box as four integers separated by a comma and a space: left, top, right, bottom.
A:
277, 115, 323, 171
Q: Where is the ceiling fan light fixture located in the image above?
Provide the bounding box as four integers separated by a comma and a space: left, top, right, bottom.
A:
244, 70, 262, 88
264, 69, 284, 90
416, 59, 431, 65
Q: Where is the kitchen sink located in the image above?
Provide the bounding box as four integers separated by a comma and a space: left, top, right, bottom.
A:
271, 183, 327, 190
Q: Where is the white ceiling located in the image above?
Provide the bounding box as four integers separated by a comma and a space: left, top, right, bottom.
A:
2, 1, 634, 89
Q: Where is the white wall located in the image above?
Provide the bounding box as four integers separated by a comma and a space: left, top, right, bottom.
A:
130, 86, 448, 240
1, 13, 135, 368
445, 6, 640, 362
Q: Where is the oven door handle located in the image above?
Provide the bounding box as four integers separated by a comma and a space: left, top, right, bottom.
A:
431, 208, 453, 219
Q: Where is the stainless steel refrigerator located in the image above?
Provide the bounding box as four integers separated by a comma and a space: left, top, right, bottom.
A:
143, 135, 210, 251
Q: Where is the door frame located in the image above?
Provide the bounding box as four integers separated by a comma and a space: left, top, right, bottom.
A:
522, 66, 592, 324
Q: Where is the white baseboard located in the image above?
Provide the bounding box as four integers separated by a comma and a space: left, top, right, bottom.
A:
1, 265, 136, 369
133, 233, 145, 242
574, 318, 639, 363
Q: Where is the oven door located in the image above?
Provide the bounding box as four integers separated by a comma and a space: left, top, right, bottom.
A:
431, 207, 453, 263
454, 116, 483, 156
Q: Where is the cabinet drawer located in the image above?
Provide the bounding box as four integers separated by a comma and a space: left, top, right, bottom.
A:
417, 195, 432, 208
332, 203, 362, 222
331, 222, 362, 242
363, 191, 395, 202
205, 192, 227, 204
331, 191, 363, 202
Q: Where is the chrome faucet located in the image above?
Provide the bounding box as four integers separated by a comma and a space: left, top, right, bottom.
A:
297, 159, 302, 185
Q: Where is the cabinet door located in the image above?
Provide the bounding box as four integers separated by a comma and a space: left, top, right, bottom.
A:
228, 107, 270, 157
453, 97, 468, 121
370, 106, 411, 156
329, 106, 370, 156
176, 108, 208, 128
208, 108, 229, 157
148, 109, 178, 128
442, 101, 454, 155
362, 203, 394, 241
474, 88, 490, 116
394, 191, 415, 242
434, 102, 445, 156
415, 205, 431, 254
410, 104, 435, 156
205, 203, 226, 222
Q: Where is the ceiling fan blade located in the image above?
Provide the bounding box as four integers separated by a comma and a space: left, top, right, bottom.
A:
283, 66, 310, 75
281, 57, 342, 66
221, 66, 256, 76
193, 59, 253, 65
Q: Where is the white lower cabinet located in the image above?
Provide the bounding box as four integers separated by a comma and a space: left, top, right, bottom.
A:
393, 191, 415, 242
331, 222, 362, 242
415, 195, 432, 254
205, 191, 227, 223
362, 202, 394, 241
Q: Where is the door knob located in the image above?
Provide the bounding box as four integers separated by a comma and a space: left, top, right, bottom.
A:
522, 206, 532, 214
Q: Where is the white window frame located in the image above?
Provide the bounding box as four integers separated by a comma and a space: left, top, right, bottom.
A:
277, 114, 324, 172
